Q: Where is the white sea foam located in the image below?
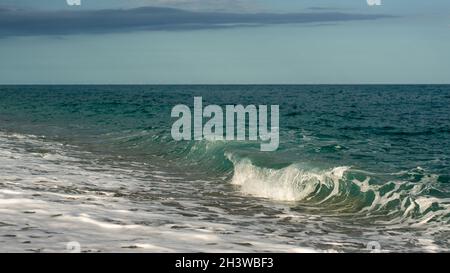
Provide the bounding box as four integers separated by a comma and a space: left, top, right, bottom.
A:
230, 157, 349, 202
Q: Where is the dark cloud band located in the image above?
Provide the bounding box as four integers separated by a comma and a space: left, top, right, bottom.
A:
0, 6, 392, 37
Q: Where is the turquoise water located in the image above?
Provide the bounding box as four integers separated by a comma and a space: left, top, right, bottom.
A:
0, 85, 449, 252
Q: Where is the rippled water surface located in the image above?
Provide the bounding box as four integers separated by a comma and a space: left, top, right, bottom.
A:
0, 85, 449, 252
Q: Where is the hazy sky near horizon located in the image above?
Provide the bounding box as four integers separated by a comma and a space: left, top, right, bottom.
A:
0, 0, 449, 84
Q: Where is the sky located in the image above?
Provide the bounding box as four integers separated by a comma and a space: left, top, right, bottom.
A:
0, 0, 449, 84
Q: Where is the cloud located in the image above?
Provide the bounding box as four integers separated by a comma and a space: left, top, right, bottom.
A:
307, 7, 346, 11
137, 0, 260, 12
0, 6, 393, 37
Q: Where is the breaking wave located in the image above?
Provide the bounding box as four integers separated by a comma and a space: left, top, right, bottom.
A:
228, 155, 450, 226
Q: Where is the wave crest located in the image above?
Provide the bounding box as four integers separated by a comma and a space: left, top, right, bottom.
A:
229, 156, 450, 225
230, 157, 348, 202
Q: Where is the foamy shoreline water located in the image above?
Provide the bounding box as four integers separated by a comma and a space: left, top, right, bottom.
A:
0, 133, 318, 253
0, 132, 447, 252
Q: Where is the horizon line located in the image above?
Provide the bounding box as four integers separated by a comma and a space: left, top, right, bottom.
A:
1, 83, 450, 86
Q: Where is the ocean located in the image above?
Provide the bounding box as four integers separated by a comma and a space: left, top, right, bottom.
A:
0, 85, 449, 252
